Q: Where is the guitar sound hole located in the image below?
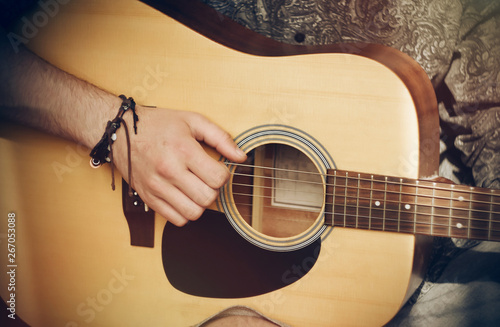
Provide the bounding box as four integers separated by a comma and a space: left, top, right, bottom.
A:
233, 144, 323, 238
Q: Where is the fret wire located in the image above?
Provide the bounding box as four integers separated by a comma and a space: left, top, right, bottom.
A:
383, 176, 388, 231
324, 172, 333, 225
449, 186, 454, 238
333, 170, 337, 226
369, 175, 374, 230
468, 187, 472, 239
356, 173, 360, 229
431, 182, 435, 236
344, 171, 348, 228
398, 178, 402, 233
414, 181, 418, 235
490, 191, 494, 241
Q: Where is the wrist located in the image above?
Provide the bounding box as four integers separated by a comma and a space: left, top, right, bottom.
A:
90, 95, 138, 163
80, 93, 123, 150
89, 95, 142, 191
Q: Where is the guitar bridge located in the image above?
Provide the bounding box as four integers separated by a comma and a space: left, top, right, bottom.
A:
122, 179, 155, 247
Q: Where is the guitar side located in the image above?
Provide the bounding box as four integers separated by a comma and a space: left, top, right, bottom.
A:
0, 0, 438, 326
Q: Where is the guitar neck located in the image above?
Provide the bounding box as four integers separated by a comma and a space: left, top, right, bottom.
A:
325, 169, 500, 242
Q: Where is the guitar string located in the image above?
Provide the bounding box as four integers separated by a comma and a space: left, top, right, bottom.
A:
219, 164, 499, 241
229, 183, 500, 221
233, 171, 498, 210
229, 190, 499, 229
224, 166, 499, 228
224, 195, 500, 237
228, 163, 499, 206
231, 206, 500, 239
229, 162, 500, 202
230, 161, 498, 197
231, 179, 497, 220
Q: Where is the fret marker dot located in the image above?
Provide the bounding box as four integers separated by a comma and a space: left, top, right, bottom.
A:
405, 204, 411, 210
375, 201, 381, 207
458, 196, 464, 202
456, 223, 463, 229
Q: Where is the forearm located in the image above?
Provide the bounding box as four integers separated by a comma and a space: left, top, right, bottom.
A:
1, 27, 246, 226
0, 27, 121, 149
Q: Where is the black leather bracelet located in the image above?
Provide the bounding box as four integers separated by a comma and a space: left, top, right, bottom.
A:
89, 95, 138, 193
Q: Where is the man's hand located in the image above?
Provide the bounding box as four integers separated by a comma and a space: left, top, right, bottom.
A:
1, 27, 246, 227
113, 106, 247, 226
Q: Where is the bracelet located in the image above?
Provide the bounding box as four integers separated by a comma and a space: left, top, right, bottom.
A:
89, 95, 138, 194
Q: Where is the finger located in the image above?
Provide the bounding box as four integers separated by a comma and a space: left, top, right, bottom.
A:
146, 178, 205, 224
189, 114, 246, 163
185, 145, 231, 189
154, 136, 229, 193
146, 194, 189, 227
174, 169, 220, 207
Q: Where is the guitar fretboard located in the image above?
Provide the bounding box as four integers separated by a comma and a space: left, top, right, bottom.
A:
324, 169, 500, 242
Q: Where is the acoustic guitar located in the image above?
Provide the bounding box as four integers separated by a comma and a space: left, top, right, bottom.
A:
1, 0, 498, 326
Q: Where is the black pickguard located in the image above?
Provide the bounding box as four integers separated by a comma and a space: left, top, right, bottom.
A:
162, 209, 321, 298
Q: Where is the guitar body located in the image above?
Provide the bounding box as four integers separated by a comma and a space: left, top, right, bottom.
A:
0, 0, 439, 326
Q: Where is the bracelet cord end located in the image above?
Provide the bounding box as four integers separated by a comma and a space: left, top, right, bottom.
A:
89, 95, 138, 195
